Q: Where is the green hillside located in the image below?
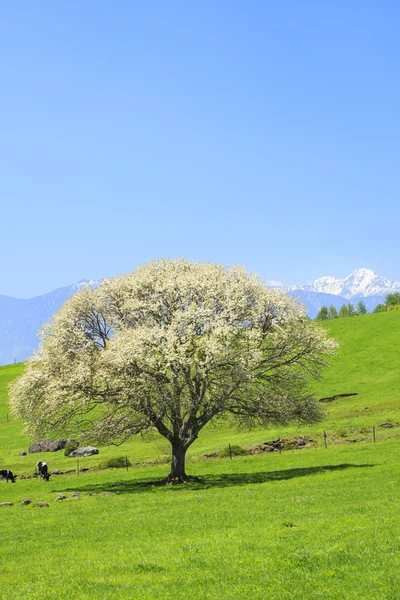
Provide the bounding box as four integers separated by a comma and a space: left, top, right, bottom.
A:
312, 310, 400, 427
1, 310, 399, 473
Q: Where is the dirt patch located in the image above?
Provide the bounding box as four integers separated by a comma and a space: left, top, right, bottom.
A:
319, 393, 358, 403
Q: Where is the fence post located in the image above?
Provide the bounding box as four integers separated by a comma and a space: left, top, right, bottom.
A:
278, 439, 282, 454
6, 413, 8, 422
126, 455, 129, 471
229, 443, 232, 460
77, 460, 79, 476
373, 425, 376, 442
323, 430, 328, 449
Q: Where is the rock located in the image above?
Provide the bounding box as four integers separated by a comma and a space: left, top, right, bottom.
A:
297, 439, 306, 447
29, 438, 79, 453
103, 492, 112, 496
51, 470, 62, 475
0, 502, 14, 507
29, 440, 60, 453
379, 422, 395, 429
18, 451, 27, 456
69, 446, 99, 457
71, 492, 80, 498
20, 499, 32, 506
55, 494, 68, 501
37, 502, 49, 507
204, 452, 220, 458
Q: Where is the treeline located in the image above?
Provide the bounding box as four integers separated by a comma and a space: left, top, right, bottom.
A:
316, 301, 367, 321
372, 292, 400, 314
315, 293, 400, 321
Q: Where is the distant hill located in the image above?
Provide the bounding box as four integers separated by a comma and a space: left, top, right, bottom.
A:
0, 282, 93, 365
287, 290, 349, 319
288, 289, 389, 318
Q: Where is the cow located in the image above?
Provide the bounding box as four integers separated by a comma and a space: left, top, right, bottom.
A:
0, 469, 16, 483
35, 461, 50, 481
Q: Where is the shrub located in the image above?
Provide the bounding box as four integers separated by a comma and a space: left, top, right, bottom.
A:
219, 445, 248, 458
282, 439, 299, 450
64, 441, 79, 456
98, 456, 132, 469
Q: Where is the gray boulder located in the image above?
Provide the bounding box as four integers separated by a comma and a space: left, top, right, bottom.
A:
69, 446, 99, 457
29, 440, 59, 453
29, 438, 79, 454
18, 451, 27, 456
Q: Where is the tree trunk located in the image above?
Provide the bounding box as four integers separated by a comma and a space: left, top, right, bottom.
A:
163, 440, 200, 483
168, 441, 187, 481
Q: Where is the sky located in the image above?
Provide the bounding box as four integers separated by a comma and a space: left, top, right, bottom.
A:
1, 1, 399, 298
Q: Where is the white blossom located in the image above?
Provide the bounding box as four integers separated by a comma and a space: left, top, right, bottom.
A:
10, 259, 337, 480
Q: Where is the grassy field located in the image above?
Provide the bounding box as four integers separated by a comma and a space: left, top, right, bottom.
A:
0, 311, 399, 598
1, 441, 399, 599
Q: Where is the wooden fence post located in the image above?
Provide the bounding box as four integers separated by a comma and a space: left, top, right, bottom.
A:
126, 455, 129, 471
373, 425, 376, 442
323, 430, 328, 449
229, 443, 232, 460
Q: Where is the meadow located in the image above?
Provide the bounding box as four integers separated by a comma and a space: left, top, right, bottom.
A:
0, 311, 399, 599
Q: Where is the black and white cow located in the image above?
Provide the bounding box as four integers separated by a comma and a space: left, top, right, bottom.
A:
0, 469, 16, 483
35, 461, 50, 481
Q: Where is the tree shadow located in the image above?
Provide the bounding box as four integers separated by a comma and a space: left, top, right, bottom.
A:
61, 463, 376, 496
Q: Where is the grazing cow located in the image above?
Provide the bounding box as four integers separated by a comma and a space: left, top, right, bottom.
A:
0, 469, 16, 483
35, 461, 50, 481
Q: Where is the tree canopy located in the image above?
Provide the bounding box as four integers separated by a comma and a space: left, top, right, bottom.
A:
316, 306, 329, 321
373, 293, 400, 313
10, 260, 337, 481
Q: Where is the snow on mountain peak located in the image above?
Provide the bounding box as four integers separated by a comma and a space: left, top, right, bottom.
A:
292, 268, 400, 299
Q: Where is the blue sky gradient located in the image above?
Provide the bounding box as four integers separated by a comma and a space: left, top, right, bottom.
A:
1, 2, 399, 297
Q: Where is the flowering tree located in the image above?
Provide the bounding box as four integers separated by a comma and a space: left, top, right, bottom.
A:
10, 260, 336, 482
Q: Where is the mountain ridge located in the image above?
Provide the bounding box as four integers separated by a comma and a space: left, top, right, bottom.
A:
289, 268, 400, 299
0, 268, 397, 365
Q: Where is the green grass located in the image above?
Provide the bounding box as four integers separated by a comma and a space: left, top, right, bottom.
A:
314, 311, 400, 416
1, 311, 400, 598
1, 442, 399, 599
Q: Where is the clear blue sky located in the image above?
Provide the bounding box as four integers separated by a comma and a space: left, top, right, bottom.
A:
1, 1, 399, 297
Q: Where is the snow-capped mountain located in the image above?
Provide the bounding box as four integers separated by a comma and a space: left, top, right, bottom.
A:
290, 268, 400, 299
